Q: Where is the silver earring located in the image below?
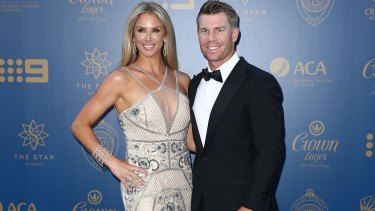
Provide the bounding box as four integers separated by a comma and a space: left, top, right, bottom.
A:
132, 40, 137, 55
163, 40, 167, 56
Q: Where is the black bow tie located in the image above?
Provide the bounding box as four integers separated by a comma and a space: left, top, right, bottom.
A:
202, 68, 223, 83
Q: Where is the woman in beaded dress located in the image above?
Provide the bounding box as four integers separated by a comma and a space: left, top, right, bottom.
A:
71, 2, 195, 210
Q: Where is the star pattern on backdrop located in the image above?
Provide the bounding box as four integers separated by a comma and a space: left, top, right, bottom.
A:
18, 120, 49, 151
81, 48, 112, 79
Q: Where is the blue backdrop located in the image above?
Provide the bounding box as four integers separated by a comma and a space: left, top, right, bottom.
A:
1, 0, 374, 210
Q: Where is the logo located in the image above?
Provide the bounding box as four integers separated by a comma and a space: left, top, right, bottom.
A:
15, 120, 55, 167
88, 190, 102, 205
269, 57, 333, 86
18, 120, 49, 151
0, 1, 40, 12
297, 0, 335, 26
291, 189, 328, 211
82, 121, 119, 171
365, 0, 375, 21
81, 48, 112, 80
73, 189, 117, 211
360, 194, 375, 211
366, 133, 374, 158
363, 59, 375, 79
270, 57, 290, 77
0, 202, 37, 211
362, 59, 375, 95
292, 120, 339, 168
159, 0, 195, 10
0, 58, 48, 83
68, 0, 113, 22
309, 121, 324, 136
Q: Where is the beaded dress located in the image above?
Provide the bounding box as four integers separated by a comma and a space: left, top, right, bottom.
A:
117, 66, 192, 211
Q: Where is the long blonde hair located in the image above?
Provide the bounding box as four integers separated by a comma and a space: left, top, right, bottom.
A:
119, 2, 178, 70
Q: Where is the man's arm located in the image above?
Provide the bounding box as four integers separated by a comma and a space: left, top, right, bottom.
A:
243, 71, 286, 210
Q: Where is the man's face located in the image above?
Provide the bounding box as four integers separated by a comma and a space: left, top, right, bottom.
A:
197, 12, 239, 70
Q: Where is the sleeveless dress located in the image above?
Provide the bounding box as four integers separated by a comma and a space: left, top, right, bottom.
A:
117, 66, 192, 211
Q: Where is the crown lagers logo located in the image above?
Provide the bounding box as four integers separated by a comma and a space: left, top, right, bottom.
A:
309, 120, 325, 136
88, 190, 102, 205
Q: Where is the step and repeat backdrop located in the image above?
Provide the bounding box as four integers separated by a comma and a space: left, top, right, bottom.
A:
0, 0, 374, 210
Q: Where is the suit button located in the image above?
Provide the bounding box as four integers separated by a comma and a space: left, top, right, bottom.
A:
201, 156, 208, 162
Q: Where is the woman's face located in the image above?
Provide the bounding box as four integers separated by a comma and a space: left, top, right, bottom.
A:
133, 13, 166, 59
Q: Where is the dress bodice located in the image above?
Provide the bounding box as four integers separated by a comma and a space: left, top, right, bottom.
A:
117, 66, 192, 211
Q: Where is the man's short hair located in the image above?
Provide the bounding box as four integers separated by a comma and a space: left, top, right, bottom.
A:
197, 0, 239, 29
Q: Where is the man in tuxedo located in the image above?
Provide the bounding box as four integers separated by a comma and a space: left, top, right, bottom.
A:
188, 1, 286, 211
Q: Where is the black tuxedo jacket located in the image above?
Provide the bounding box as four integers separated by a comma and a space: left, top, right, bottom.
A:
188, 57, 286, 211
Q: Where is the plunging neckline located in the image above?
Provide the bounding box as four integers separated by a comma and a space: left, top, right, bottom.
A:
118, 66, 184, 135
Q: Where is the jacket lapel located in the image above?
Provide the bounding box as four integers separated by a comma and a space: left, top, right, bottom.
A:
203, 58, 249, 151
189, 73, 205, 153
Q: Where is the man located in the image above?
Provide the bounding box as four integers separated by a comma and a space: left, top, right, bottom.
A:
188, 1, 286, 211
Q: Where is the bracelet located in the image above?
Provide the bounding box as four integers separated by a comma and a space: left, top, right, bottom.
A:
92, 144, 112, 167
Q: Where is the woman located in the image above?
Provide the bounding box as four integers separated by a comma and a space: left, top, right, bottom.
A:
71, 2, 195, 210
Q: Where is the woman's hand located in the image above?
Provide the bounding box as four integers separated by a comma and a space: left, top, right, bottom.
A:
106, 157, 148, 190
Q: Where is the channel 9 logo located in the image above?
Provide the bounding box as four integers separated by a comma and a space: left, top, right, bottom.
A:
0, 58, 48, 83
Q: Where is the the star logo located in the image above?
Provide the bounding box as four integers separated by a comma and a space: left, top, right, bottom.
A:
18, 120, 49, 151
81, 48, 112, 79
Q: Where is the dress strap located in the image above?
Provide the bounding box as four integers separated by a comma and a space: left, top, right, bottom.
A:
131, 64, 168, 86
174, 69, 179, 92
121, 67, 151, 92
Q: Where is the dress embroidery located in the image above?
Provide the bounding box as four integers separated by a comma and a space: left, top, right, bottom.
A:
118, 67, 192, 211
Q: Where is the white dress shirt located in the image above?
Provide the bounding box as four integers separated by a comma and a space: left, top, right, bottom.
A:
192, 53, 240, 146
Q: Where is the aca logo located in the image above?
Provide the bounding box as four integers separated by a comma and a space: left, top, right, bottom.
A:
82, 120, 119, 171
270, 57, 291, 78
365, 133, 374, 158
0, 59, 48, 84
270, 57, 333, 86
291, 189, 328, 211
362, 59, 375, 95
0, 201, 37, 211
292, 120, 339, 169
73, 189, 117, 211
297, 0, 335, 26
365, 0, 375, 21
15, 120, 55, 167
68, 0, 114, 22
360, 194, 375, 211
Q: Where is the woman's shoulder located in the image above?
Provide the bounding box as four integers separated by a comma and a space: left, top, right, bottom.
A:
175, 69, 191, 93
108, 66, 135, 81
176, 70, 191, 83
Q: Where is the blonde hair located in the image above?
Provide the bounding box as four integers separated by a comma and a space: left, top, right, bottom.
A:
119, 2, 178, 70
